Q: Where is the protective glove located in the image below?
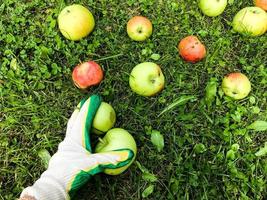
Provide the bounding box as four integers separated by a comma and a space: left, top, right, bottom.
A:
20, 95, 135, 200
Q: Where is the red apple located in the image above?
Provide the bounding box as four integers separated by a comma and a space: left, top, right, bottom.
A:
255, 0, 267, 11
72, 61, 103, 89
178, 36, 206, 63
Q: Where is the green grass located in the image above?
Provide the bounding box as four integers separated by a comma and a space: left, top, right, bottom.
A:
0, 0, 267, 199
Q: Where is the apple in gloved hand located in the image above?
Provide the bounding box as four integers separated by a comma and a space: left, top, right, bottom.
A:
92, 102, 116, 135
198, 0, 227, 17
127, 16, 153, 41
129, 62, 165, 96
254, 0, 267, 11
178, 36, 206, 63
95, 128, 137, 175
222, 72, 251, 100
233, 7, 267, 36
58, 4, 95, 41
72, 61, 103, 89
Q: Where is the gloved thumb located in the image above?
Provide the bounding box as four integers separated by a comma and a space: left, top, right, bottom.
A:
93, 149, 135, 172
68, 149, 135, 194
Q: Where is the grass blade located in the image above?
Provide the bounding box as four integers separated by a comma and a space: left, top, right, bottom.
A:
158, 95, 197, 116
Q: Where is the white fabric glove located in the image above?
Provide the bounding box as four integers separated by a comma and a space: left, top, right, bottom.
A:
20, 95, 134, 200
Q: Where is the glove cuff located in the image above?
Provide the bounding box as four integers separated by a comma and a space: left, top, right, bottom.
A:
20, 176, 70, 200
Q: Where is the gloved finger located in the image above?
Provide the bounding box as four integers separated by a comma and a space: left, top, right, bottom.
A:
69, 95, 101, 152
67, 96, 91, 130
67, 107, 80, 131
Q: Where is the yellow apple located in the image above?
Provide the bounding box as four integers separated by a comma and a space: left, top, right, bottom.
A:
58, 4, 95, 41
222, 72, 251, 100
233, 7, 267, 36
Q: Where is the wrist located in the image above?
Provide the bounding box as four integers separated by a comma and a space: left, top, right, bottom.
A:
20, 174, 70, 200
20, 187, 38, 200
19, 194, 36, 200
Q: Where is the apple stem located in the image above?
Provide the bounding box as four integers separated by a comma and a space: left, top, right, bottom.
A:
98, 138, 104, 144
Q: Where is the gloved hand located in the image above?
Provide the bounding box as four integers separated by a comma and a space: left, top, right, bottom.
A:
19, 95, 135, 200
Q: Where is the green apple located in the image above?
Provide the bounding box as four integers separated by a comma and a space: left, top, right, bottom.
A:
198, 0, 227, 17
127, 16, 153, 41
95, 128, 137, 175
129, 62, 165, 96
58, 4, 95, 41
92, 102, 116, 135
233, 7, 267, 36
222, 72, 251, 100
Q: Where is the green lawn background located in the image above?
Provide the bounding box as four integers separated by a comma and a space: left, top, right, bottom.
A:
0, 0, 266, 199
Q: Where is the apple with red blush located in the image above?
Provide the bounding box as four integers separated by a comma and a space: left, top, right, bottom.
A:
178, 36, 206, 63
254, 0, 267, 11
222, 72, 251, 100
72, 61, 104, 89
